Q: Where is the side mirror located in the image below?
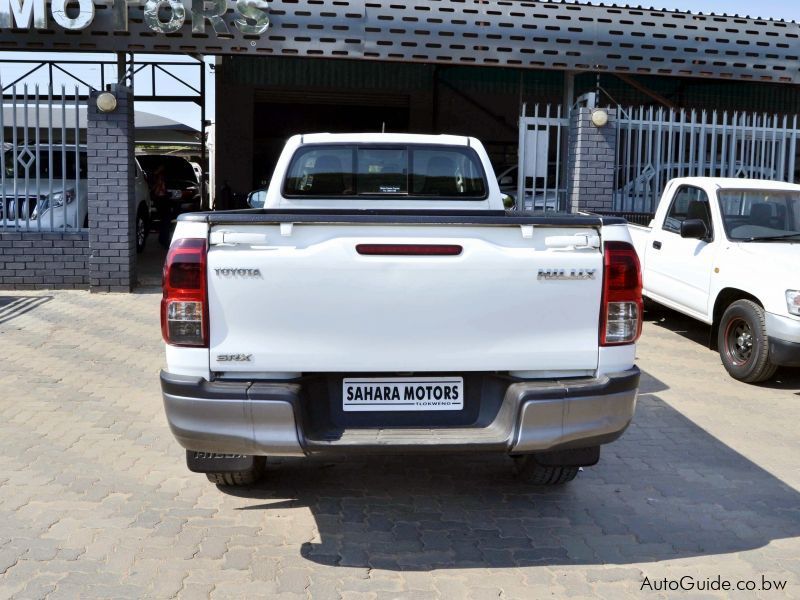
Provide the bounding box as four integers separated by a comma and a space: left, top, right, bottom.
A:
499, 176, 513, 186
247, 190, 267, 209
680, 218, 708, 240
501, 194, 515, 210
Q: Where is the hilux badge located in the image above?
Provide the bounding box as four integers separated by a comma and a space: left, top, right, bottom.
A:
538, 268, 597, 280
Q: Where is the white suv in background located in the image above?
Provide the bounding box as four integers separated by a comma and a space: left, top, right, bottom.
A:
1, 145, 152, 252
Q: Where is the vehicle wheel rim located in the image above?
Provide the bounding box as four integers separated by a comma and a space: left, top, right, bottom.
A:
724, 317, 754, 366
137, 216, 145, 247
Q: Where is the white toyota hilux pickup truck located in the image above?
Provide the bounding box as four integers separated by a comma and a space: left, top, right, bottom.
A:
160, 133, 642, 486
629, 177, 800, 383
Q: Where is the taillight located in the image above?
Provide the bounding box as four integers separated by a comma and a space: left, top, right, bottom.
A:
161, 238, 208, 347
600, 241, 642, 346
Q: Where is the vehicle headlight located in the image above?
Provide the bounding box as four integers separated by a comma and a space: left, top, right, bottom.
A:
39, 189, 76, 213
787, 290, 800, 316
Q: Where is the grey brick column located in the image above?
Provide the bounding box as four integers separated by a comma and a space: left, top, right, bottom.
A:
87, 85, 136, 292
566, 107, 618, 213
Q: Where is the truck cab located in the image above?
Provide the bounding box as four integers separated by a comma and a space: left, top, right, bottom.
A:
629, 177, 800, 382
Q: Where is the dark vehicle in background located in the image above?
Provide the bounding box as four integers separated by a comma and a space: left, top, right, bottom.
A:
138, 155, 202, 221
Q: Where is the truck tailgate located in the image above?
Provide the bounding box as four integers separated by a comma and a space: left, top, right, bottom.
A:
206, 217, 604, 374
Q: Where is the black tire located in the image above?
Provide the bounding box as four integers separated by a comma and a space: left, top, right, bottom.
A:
513, 455, 580, 485
718, 299, 778, 383
135, 206, 148, 254
205, 457, 265, 486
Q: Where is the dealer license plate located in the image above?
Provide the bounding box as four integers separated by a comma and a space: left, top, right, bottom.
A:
342, 377, 464, 412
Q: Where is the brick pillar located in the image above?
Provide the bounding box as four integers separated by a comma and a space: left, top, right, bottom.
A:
87, 85, 135, 292
566, 107, 617, 213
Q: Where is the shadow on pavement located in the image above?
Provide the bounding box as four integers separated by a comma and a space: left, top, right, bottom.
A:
0, 295, 53, 325
646, 305, 711, 347
220, 371, 800, 570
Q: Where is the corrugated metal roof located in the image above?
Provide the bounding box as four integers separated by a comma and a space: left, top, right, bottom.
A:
225, 56, 565, 102
2, 1, 798, 83
223, 56, 433, 91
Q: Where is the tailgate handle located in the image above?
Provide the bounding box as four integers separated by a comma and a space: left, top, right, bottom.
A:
209, 231, 271, 245
544, 234, 601, 249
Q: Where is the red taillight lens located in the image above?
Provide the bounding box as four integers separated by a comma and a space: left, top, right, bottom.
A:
600, 241, 643, 346
161, 238, 208, 347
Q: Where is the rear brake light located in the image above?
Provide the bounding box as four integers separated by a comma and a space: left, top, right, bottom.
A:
162, 238, 208, 347
356, 244, 462, 256
600, 241, 642, 346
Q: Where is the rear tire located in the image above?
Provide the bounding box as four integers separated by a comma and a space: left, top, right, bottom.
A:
513, 455, 580, 485
205, 457, 265, 486
718, 300, 777, 383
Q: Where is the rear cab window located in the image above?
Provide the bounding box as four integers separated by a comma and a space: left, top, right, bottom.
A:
283, 144, 488, 200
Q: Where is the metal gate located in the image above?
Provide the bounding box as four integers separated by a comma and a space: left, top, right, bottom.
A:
516, 104, 569, 212
1, 84, 84, 231
614, 107, 800, 213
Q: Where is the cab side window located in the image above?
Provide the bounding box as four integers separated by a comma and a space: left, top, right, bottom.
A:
663, 185, 713, 238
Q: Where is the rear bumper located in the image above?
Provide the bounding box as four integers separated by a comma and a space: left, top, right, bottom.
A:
160, 367, 639, 456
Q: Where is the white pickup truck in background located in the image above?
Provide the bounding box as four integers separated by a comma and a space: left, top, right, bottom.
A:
160, 133, 642, 487
629, 177, 800, 383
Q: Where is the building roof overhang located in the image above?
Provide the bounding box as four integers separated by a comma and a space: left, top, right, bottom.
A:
1, 1, 797, 84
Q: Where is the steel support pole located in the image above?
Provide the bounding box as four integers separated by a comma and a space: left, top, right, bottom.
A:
560, 71, 576, 211
200, 58, 207, 209
116, 52, 126, 87
562, 71, 576, 114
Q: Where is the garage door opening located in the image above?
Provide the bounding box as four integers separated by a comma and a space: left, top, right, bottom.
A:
251, 91, 410, 191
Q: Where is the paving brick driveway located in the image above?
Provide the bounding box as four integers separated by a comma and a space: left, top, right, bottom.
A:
0, 290, 799, 599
